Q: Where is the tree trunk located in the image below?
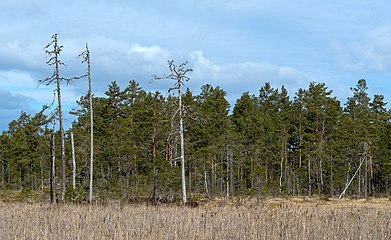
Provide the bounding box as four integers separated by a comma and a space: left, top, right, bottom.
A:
365, 155, 368, 198
54, 45, 66, 202
204, 164, 209, 198
40, 155, 44, 191
85, 44, 94, 203
152, 112, 157, 200
226, 146, 229, 199
50, 131, 56, 203
178, 83, 187, 203
339, 156, 366, 199
153, 60, 191, 203
71, 131, 76, 189
330, 157, 334, 196
308, 155, 311, 196
358, 165, 361, 195
2, 159, 4, 188
230, 149, 234, 196
369, 155, 373, 195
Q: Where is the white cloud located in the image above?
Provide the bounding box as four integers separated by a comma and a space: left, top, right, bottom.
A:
128, 44, 169, 62
188, 50, 313, 100
334, 25, 391, 72
0, 70, 36, 88
359, 25, 391, 71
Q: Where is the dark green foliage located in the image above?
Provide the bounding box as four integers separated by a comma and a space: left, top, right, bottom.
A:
1, 79, 390, 201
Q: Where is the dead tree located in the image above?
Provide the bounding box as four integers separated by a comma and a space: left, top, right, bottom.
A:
40, 34, 67, 201
78, 43, 94, 202
153, 60, 192, 204
40, 34, 83, 201
339, 143, 370, 199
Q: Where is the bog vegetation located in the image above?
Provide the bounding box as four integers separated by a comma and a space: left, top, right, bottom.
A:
0, 34, 390, 203
0, 198, 390, 239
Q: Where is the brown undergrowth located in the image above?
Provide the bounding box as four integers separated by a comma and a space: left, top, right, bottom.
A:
0, 197, 390, 239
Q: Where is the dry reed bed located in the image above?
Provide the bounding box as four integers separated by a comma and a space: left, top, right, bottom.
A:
0, 198, 390, 239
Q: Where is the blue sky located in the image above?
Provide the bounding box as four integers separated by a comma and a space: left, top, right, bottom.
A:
1, 0, 391, 130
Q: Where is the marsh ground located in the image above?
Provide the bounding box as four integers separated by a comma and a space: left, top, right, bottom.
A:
0, 197, 390, 239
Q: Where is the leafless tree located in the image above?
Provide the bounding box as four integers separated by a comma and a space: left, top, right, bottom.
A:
153, 60, 192, 204
40, 34, 68, 201
78, 43, 94, 202
40, 34, 83, 201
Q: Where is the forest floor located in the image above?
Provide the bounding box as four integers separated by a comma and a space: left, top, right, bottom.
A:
0, 194, 390, 239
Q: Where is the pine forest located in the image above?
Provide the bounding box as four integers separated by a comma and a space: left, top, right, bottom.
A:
1, 36, 390, 203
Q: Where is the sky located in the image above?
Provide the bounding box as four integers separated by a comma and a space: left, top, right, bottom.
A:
1, 0, 391, 130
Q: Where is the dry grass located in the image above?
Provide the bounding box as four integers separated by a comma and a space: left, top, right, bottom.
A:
0, 197, 390, 239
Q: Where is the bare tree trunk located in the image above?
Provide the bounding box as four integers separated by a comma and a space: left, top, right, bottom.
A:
40, 155, 44, 191
2, 159, 4, 188
251, 154, 254, 189
230, 149, 234, 196
330, 156, 334, 196
308, 155, 311, 196
179, 85, 187, 203
339, 156, 366, 199
279, 137, 285, 193
58, 95, 66, 201
41, 34, 76, 202
226, 146, 229, 199
365, 155, 368, 198
369, 155, 373, 195
189, 165, 192, 197
319, 157, 324, 193
299, 121, 303, 168
204, 164, 209, 198
49, 34, 66, 201
212, 157, 216, 194
279, 156, 283, 193
71, 131, 76, 189
152, 112, 157, 200
264, 156, 268, 188
78, 43, 94, 202
50, 131, 56, 203
358, 165, 361, 195
153, 60, 191, 204
86, 44, 94, 203
320, 121, 325, 193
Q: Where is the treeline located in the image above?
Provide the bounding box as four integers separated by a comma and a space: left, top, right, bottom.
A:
0, 78, 390, 201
